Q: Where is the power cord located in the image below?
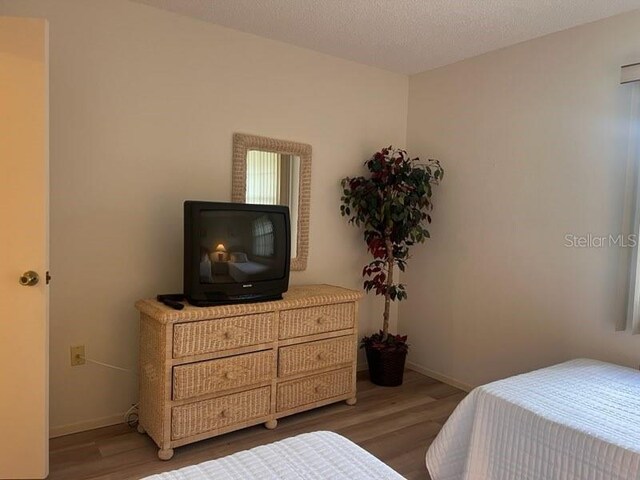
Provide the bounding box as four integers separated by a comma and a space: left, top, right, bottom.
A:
78, 355, 135, 374
73, 354, 139, 427
124, 403, 139, 428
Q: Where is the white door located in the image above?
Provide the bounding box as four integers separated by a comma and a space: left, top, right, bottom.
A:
0, 17, 49, 479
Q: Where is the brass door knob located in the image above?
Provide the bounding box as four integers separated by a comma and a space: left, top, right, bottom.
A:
19, 271, 39, 286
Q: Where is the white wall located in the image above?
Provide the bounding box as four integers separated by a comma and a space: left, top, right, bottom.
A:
0, 0, 407, 435
403, 10, 640, 389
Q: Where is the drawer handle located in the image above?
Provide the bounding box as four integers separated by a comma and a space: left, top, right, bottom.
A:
222, 331, 232, 340
219, 409, 228, 419
316, 352, 326, 361
314, 384, 327, 394
224, 371, 237, 380
315, 316, 326, 325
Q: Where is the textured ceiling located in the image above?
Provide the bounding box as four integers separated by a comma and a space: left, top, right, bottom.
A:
129, 0, 640, 74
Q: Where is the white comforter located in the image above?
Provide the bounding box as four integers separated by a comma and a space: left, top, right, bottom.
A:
426, 359, 640, 480
228, 260, 269, 282
142, 431, 404, 480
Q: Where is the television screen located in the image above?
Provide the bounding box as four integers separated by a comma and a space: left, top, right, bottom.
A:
197, 210, 288, 284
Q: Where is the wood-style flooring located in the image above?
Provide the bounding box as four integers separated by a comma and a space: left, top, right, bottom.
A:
49, 370, 466, 480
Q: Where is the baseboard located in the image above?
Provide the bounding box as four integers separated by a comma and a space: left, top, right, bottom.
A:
406, 361, 474, 392
50, 413, 124, 438
359, 358, 473, 392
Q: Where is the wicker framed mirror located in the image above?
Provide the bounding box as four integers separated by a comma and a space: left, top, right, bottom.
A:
232, 133, 311, 271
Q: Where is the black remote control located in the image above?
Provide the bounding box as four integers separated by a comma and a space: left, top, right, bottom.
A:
157, 294, 185, 310
162, 299, 184, 310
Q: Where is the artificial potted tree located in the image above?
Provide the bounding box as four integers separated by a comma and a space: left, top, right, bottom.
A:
340, 147, 443, 386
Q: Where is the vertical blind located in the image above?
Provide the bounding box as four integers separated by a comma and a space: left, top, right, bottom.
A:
246, 150, 281, 205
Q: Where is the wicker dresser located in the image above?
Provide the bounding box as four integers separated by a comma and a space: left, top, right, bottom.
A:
134, 284, 363, 460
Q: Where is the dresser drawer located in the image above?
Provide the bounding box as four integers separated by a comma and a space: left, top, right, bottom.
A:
171, 386, 271, 440
279, 303, 354, 339
278, 335, 355, 377
173, 313, 275, 358
276, 368, 352, 412
173, 350, 274, 401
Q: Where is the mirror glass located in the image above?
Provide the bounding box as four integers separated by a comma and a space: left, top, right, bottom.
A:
245, 150, 301, 258
232, 133, 311, 271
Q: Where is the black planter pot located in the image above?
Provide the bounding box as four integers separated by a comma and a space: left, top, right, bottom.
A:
365, 345, 407, 386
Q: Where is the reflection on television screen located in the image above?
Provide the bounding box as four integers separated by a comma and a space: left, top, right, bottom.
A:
198, 211, 287, 284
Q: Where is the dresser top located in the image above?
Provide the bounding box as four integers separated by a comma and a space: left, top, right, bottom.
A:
135, 284, 364, 324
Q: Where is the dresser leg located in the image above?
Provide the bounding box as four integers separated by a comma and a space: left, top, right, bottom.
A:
264, 419, 278, 430
136, 424, 146, 434
158, 448, 174, 461
346, 397, 357, 406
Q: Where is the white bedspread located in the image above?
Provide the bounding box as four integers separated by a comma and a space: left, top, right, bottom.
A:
426, 359, 640, 480
142, 431, 404, 480
228, 260, 269, 282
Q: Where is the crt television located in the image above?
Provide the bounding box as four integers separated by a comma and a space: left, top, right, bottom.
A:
184, 201, 291, 306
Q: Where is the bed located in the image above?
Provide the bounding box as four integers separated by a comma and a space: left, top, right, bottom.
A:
426, 359, 640, 480
141, 431, 404, 480
228, 252, 269, 282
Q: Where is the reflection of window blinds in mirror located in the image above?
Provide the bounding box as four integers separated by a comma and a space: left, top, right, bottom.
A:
279, 155, 291, 205
246, 150, 281, 204
289, 157, 300, 258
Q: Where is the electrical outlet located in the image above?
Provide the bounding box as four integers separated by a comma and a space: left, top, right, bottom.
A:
70, 345, 85, 366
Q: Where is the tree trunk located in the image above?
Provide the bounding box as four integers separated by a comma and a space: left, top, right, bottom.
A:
382, 234, 394, 337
